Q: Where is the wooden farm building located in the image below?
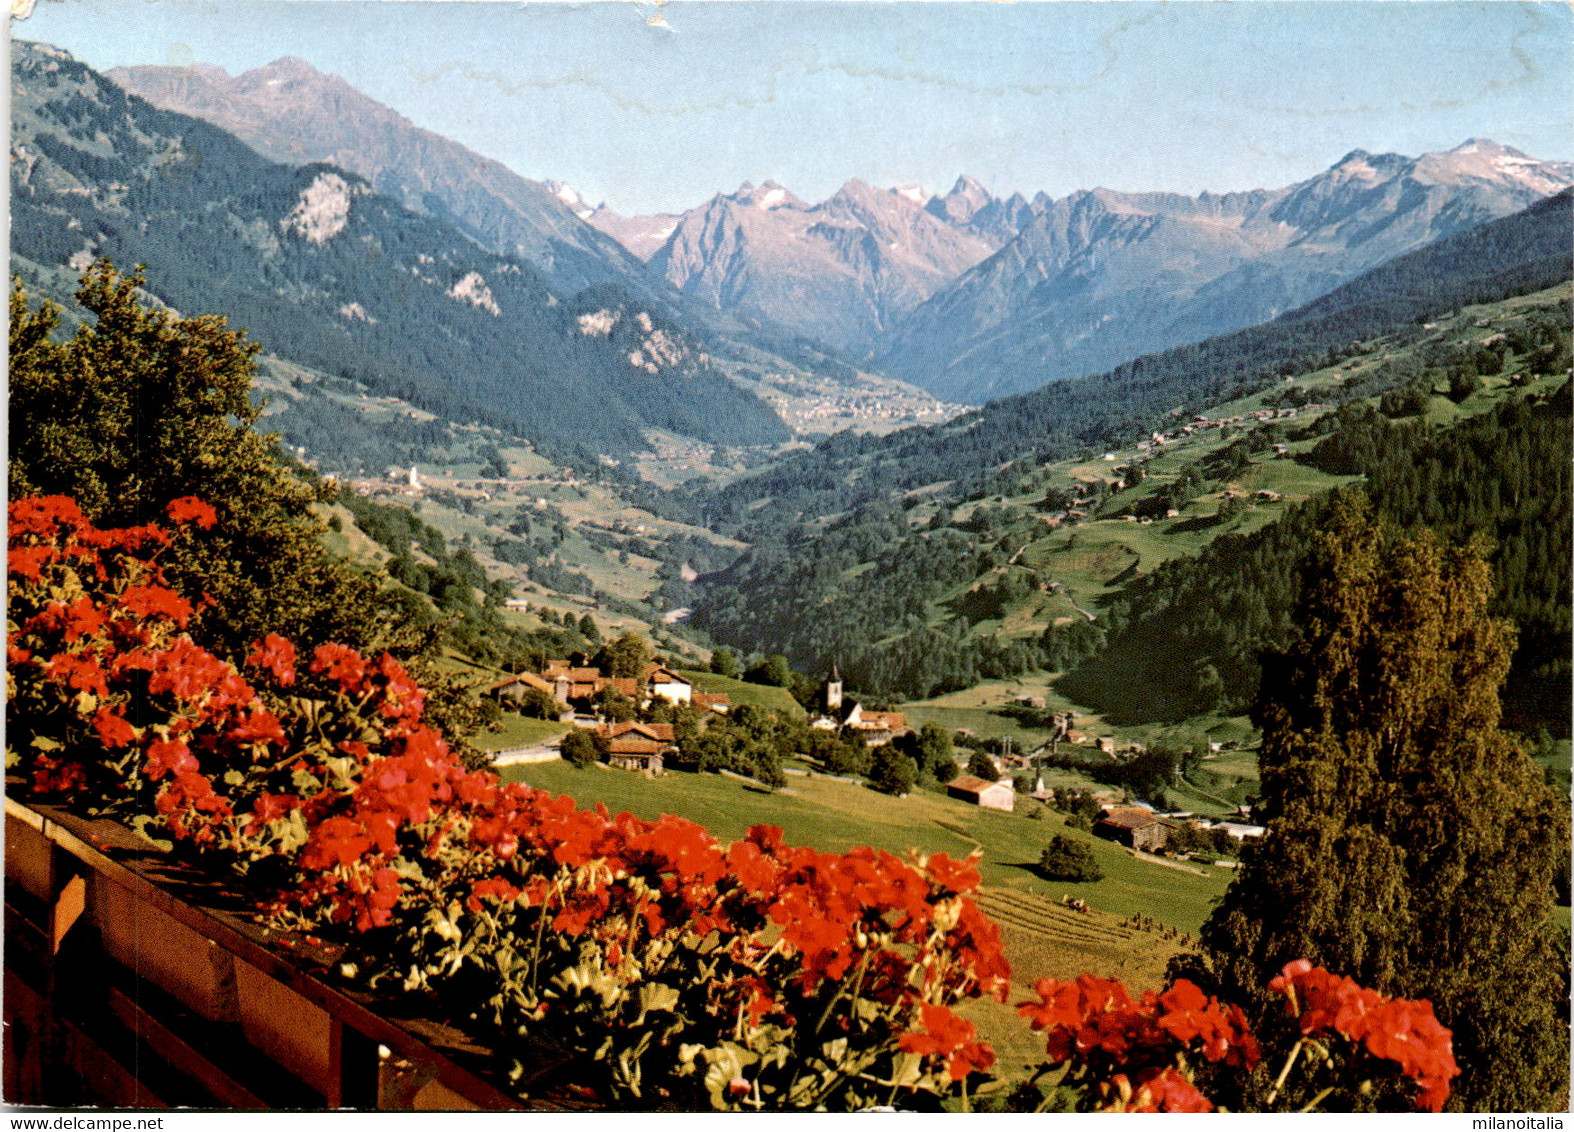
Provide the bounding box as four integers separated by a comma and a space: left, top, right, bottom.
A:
946, 775, 1015, 813
1093, 808, 1175, 853
487, 671, 567, 715
595, 721, 676, 774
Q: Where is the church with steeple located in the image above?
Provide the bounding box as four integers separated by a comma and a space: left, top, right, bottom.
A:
809, 662, 911, 747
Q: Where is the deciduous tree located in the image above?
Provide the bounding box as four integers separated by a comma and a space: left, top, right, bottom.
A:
868, 746, 917, 797
1038, 834, 1103, 883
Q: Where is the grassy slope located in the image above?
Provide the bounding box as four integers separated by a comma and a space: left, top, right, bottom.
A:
679, 670, 807, 718
500, 761, 1228, 934
498, 759, 1228, 1081
472, 714, 571, 752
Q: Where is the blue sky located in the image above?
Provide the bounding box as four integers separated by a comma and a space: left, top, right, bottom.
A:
17, 1, 1574, 215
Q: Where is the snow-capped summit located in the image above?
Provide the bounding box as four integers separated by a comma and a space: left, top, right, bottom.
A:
1416, 138, 1574, 195
543, 180, 597, 221
728, 180, 805, 210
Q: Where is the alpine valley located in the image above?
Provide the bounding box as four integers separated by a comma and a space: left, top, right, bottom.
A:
8, 30, 1574, 1113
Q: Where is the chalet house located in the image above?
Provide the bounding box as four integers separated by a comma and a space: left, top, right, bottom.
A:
1093, 808, 1175, 853
692, 692, 731, 715
947, 775, 1015, 813
488, 671, 568, 716
643, 664, 693, 705
844, 709, 908, 747
595, 721, 676, 774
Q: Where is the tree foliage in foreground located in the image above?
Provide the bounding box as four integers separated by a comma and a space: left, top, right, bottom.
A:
9, 265, 400, 659
1185, 495, 1569, 1111
8, 264, 483, 754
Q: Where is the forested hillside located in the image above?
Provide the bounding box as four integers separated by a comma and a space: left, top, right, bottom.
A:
688, 196, 1573, 710
10, 42, 789, 458
695, 189, 1573, 537
1060, 378, 1572, 734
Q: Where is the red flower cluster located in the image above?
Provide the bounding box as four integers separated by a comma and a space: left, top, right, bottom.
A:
899, 1002, 995, 1081
1267, 960, 1459, 1111
1101, 1067, 1213, 1113
8, 493, 1014, 1108
1017, 974, 1258, 1112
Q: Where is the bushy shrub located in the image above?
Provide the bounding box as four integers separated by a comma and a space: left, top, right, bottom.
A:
1038, 834, 1103, 882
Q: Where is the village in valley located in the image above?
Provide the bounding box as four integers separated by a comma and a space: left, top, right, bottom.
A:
484, 646, 1266, 866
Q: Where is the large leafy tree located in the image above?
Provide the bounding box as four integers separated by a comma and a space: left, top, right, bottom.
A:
594, 631, 654, 679
10, 264, 402, 660
1189, 493, 1569, 1110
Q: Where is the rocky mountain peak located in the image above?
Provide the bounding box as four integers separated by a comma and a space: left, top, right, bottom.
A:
105, 47, 653, 296
232, 55, 353, 98
927, 173, 993, 225
256, 55, 320, 78
729, 180, 804, 210
543, 180, 597, 221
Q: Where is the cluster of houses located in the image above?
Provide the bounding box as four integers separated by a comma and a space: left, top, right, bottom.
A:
489, 658, 733, 721
1131, 403, 1320, 454
807, 665, 911, 746
1092, 803, 1266, 855
1022, 400, 1326, 531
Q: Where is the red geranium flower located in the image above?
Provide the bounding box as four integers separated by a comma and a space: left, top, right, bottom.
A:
166, 496, 218, 529
45, 652, 110, 698
899, 1002, 996, 1081
9, 544, 56, 582
312, 642, 368, 693
144, 737, 198, 780
119, 584, 194, 626
246, 633, 297, 686
93, 708, 138, 749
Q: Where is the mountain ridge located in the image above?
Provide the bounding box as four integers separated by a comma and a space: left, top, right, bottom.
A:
107, 50, 960, 433
107, 54, 655, 298
14, 41, 790, 458
879, 139, 1573, 401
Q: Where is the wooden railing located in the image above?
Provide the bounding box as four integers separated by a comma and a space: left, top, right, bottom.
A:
3, 796, 570, 1109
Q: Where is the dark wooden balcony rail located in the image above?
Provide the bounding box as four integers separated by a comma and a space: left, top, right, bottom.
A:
3, 795, 570, 1109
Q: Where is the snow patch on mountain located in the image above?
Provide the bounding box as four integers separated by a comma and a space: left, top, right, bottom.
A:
281, 172, 357, 244
629, 328, 683, 373
447, 271, 500, 315
577, 309, 620, 337
545, 180, 596, 221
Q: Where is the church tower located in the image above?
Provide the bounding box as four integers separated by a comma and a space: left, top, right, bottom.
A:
824, 661, 843, 714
